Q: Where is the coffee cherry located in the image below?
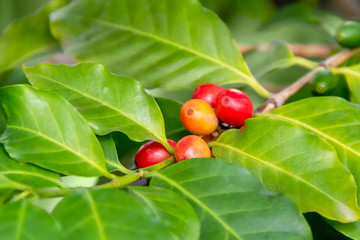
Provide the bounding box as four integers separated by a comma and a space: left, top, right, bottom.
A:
135, 140, 176, 168
175, 135, 211, 161
336, 21, 360, 49
308, 68, 338, 96
180, 99, 218, 135
193, 83, 224, 108
215, 88, 253, 127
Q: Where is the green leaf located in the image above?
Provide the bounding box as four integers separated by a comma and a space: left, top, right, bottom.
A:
97, 134, 133, 174
228, 14, 333, 45
0, 0, 51, 33
52, 189, 178, 240
0, 200, 63, 240
327, 220, 360, 239
111, 132, 143, 170
129, 186, 200, 240
0, 145, 62, 190
244, 41, 316, 78
212, 118, 360, 223
156, 98, 189, 141
0, 0, 67, 73
0, 85, 109, 177
151, 158, 312, 240
24, 63, 170, 150
50, 0, 270, 97
266, 97, 360, 204
331, 65, 360, 103
98, 134, 120, 172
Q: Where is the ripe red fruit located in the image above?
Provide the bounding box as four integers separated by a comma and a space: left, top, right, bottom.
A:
175, 135, 211, 161
215, 88, 253, 127
135, 140, 176, 168
193, 83, 224, 108
180, 99, 218, 135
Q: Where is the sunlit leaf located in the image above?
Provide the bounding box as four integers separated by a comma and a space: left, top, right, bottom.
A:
24, 63, 170, 150
212, 118, 360, 222
0, 85, 109, 177
50, 0, 270, 97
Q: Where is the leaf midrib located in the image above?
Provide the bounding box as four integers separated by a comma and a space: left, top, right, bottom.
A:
15, 201, 26, 240
153, 172, 243, 240
6, 125, 106, 175
1, 170, 61, 187
213, 141, 353, 211
64, 13, 255, 85
85, 191, 107, 240
265, 113, 360, 159
28, 72, 165, 144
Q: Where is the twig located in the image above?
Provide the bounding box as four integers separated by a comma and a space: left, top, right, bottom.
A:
256, 48, 360, 114
239, 44, 334, 58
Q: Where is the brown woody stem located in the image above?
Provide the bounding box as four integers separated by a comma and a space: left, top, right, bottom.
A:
256, 48, 360, 114
239, 44, 334, 58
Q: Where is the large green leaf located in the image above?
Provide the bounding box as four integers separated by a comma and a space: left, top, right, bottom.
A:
331, 65, 360, 103
263, 97, 360, 238
0, 85, 109, 177
0, 145, 62, 190
52, 189, 183, 240
50, 0, 270, 97
212, 118, 360, 223
265, 97, 360, 203
24, 63, 170, 150
0, 0, 66, 73
129, 186, 200, 240
0, 200, 63, 240
151, 158, 312, 240
0, 0, 50, 33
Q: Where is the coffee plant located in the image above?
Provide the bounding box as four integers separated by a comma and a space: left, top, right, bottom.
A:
1, 0, 360, 239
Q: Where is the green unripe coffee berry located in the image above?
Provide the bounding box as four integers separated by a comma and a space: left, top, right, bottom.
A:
309, 68, 337, 96
336, 21, 360, 49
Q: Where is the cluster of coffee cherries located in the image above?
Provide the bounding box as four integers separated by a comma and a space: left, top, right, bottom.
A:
135, 84, 254, 168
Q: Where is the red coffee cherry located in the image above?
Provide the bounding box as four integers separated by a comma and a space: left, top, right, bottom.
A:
215, 88, 253, 127
180, 99, 218, 135
135, 140, 176, 168
193, 83, 224, 108
175, 135, 211, 161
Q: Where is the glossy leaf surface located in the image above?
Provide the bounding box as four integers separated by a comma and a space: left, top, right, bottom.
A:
212, 118, 360, 223
0, 85, 108, 177
24, 63, 170, 150
50, 0, 270, 97
0, 200, 63, 240
52, 189, 188, 240
0, 145, 61, 190
267, 97, 360, 203
151, 158, 312, 240
129, 186, 200, 240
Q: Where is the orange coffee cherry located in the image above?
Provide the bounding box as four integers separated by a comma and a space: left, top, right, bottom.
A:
175, 135, 211, 161
180, 99, 218, 135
